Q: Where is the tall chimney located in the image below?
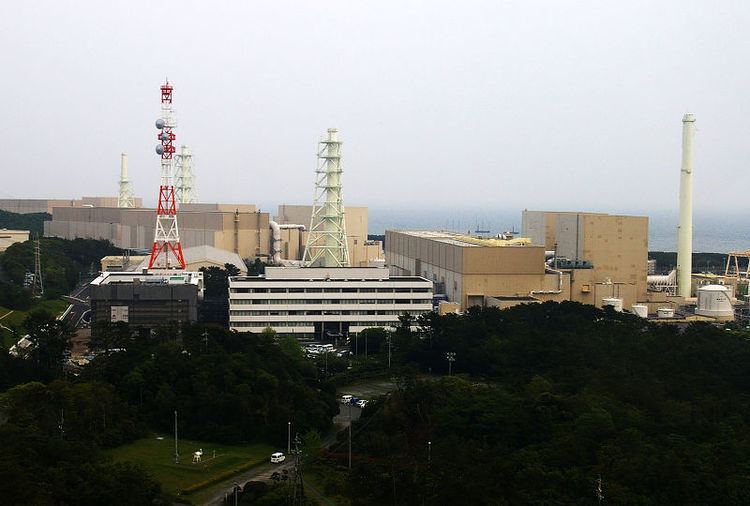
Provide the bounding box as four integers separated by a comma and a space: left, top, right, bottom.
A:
677, 113, 695, 297
118, 152, 135, 208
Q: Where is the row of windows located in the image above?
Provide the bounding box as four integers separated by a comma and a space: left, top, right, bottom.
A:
231, 321, 399, 328
230, 287, 431, 294
230, 298, 431, 306
230, 309, 428, 317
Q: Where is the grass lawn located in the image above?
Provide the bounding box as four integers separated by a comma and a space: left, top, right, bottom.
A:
107, 436, 275, 501
0, 299, 70, 348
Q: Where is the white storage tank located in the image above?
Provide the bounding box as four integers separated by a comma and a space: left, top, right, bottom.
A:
602, 297, 623, 312
631, 304, 648, 318
695, 284, 733, 319
657, 307, 675, 318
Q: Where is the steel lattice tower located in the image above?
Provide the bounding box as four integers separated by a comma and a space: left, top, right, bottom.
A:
147, 81, 185, 270
32, 238, 44, 297
174, 145, 197, 205
117, 152, 136, 208
303, 128, 350, 267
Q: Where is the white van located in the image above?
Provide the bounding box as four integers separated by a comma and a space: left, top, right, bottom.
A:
271, 452, 286, 463
341, 394, 353, 404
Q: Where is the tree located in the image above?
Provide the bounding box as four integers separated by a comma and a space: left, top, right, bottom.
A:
23, 310, 72, 376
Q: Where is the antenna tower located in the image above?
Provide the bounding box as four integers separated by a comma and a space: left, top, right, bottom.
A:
147, 81, 186, 270
303, 128, 350, 268
174, 145, 197, 205
33, 237, 44, 297
117, 152, 136, 208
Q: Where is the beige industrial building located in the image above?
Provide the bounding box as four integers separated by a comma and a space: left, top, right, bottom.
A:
522, 211, 649, 309
386, 211, 649, 311
44, 202, 381, 267
0, 229, 30, 252
0, 196, 143, 214
386, 230, 570, 309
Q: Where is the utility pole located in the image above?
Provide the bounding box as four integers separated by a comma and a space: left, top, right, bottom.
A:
387, 333, 392, 369
291, 434, 305, 505
348, 402, 352, 470
174, 410, 179, 464
446, 352, 456, 376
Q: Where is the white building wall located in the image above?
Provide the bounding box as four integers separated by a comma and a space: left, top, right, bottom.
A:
229, 274, 433, 336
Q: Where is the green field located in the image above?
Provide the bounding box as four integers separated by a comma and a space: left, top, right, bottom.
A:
107, 437, 275, 502
0, 299, 70, 348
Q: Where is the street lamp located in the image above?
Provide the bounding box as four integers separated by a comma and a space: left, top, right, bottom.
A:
387, 333, 392, 369
445, 352, 456, 376
287, 421, 291, 454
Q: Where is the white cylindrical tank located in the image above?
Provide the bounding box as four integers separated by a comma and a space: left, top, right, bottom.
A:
602, 297, 623, 312
695, 285, 733, 319
631, 304, 648, 318
657, 307, 675, 318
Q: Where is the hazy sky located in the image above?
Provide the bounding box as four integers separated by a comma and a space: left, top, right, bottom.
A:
2, 1, 748, 214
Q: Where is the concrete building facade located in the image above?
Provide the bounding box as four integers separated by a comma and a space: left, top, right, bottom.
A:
0, 229, 30, 252
0, 196, 143, 214
229, 267, 432, 338
386, 231, 569, 309
386, 210, 648, 311
522, 211, 648, 309
44, 203, 381, 267
89, 271, 203, 332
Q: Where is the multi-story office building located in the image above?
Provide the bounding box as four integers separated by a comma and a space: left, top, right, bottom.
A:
90, 271, 203, 333
229, 267, 433, 338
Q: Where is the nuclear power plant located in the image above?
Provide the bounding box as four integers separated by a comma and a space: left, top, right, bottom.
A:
3, 79, 745, 336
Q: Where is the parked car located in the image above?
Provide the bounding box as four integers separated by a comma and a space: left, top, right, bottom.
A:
341, 394, 353, 404
271, 452, 286, 463
356, 399, 368, 409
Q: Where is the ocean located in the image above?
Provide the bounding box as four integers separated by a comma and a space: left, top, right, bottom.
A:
367, 208, 747, 254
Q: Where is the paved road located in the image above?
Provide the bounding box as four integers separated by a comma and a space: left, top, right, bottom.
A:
63, 282, 91, 330
202, 461, 293, 505
200, 379, 399, 505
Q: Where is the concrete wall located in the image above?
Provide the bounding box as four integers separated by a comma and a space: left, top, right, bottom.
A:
0, 197, 142, 214
522, 210, 648, 309
385, 230, 559, 309
0, 230, 30, 252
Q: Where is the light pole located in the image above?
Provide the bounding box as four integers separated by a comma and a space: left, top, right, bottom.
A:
174, 410, 179, 464
387, 333, 392, 369
445, 352, 456, 376
287, 421, 291, 454
348, 401, 352, 470
428, 441, 431, 466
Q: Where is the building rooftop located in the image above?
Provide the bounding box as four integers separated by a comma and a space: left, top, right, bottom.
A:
391, 230, 532, 248
91, 270, 203, 286
232, 266, 429, 283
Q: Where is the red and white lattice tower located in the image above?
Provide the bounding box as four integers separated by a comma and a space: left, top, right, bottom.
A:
147, 81, 186, 270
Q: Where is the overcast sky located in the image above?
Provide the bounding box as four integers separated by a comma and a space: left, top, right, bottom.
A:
1, 1, 748, 215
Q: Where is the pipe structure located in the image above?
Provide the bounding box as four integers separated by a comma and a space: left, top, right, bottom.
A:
677, 113, 695, 298
269, 221, 306, 265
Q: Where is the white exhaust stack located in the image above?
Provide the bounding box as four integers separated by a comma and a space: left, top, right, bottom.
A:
118, 152, 135, 208
677, 113, 695, 297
